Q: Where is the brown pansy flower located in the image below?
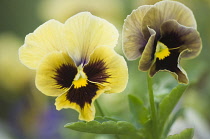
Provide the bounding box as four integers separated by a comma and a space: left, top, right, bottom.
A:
123, 0, 202, 84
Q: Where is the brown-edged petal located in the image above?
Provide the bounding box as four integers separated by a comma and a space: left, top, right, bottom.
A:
149, 49, 189, 84
123, 5, 152, 60
160, 20, 201, 59
148, 19, 202, 84
142, 1, 197, 40
139, 27, 156, 71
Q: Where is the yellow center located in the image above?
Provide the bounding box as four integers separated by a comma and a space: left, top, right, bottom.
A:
72, 65, 88, 88
155, 41, 170, 60
73, 78, 88, 88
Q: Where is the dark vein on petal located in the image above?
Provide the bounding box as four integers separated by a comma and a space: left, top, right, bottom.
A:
84, 59, 110, 83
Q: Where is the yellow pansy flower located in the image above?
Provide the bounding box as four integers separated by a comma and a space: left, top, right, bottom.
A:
19, 12, 128, 121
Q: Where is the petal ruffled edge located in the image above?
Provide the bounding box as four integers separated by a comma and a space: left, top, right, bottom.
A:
160, 20, 202, 59
149, 55, 189, 84
19, 19, 66, 69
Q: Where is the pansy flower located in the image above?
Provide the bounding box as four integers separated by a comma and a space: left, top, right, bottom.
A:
123, 0, 202, 84
19, 12, 128, 121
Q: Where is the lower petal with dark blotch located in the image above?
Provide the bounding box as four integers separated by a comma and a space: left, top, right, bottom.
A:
149, 49, 188, 84
55, 82, 106, 121
148, 20, 202, 84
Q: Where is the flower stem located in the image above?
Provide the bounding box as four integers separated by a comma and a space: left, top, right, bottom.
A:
147, 74, 157, 138
95, 99, 105, 117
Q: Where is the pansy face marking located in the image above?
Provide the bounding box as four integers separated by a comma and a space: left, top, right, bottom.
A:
19, 12, 128, 121
51, 57, 111, 109
72, 65, 88, 89
123, 1, 202, 84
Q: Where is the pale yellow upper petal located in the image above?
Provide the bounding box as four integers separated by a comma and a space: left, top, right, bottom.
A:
88, 46, 128, 94
19, 20, 66, 69
63, 12, 119, 66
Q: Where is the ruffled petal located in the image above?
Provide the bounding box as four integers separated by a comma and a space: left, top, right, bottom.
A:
64, 12, 119, 66
19, 20, 66, 69
139, 27, 156, 71
55, 82, 105, 121
142, 0, 197, 39
148, 20, 202, 84
35, 52, 77, 96
123, 5, 152, 60
160, 20, 202, 59
149, 49, 189, 84
84, 46, 128, 94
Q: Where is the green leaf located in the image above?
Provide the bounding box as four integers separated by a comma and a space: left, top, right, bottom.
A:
158, 85, 188, 136
162, 108, 185, 139
128, 95, 149, 127
140, 119, 153, 139
65, 117, 138, 135
94, 116, 119, 122
166, 128, 194, 139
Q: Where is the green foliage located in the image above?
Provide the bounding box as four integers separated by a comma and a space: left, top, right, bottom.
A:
158, 85, 188, 138
162, 108, 185, 139
139, 120, 153, 139
128, 94, 149, 127
65, 116, 138, 135
166, 128, 194, 139
65, 84, 190, 139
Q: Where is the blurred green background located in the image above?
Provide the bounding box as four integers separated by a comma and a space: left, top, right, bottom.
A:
0, 0, 210, 139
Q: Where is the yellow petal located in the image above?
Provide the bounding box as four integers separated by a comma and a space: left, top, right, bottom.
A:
19, 20, 66, 69
64, 12, 119, 66
123, 5, 152, 60
79, 103, 95, 121
55, 92, 95, 121
85, 46, 128, 94
35, 52, 76, 96
55, 85, 105, 121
